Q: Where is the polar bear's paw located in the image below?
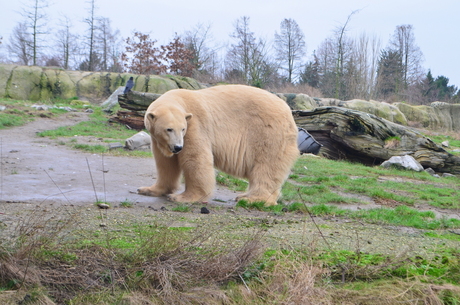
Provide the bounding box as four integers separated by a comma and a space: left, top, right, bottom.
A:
138, 185, 171, 197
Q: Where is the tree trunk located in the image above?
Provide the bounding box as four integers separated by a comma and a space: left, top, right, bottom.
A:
117, 91, 161, 111
110, 91, 160, 130
293, 106, 460, 174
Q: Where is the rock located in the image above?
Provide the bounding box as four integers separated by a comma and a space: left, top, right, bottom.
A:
31, 104, 76, 112
97, 203, 110, 209
125, 131, 151, 150
101, 86, 125, 111
0, 105, 5, 111
424, 167, 436, 176
31, 104, 53, 111
57, 106, 76, 112
441, 141, 449, 147
381, 155, 424, 171
442, 173, 456, 178
200, 207, 210, 214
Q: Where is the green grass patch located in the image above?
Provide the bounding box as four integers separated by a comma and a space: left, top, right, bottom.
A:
0, 112, 32, 128
351, 205, 460, 229
216, 172, 248, 191
37, 107, 137, 140
171, 204, 192, 212
288, 155, 460, 209
428, 134, 460, 149
391, 248, 460, 284
120, 199, 134, 208
424, 231, 460, 241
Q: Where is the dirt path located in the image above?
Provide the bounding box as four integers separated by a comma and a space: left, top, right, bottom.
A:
0, 112, 237, 212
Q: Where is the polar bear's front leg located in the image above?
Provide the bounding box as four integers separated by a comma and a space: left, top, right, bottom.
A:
138, 144, 181, 197
167, 150, 215, 203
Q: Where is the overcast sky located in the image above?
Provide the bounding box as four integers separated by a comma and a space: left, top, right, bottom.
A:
1, 0, 459, 87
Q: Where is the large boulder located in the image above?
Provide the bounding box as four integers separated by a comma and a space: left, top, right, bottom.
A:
276, 93, 318, 110
394, 101, 460, 131
7, 65, 43, 100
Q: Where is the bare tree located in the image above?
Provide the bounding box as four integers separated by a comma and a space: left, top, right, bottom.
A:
315, 37, 337, 97
20, 0, 50, 65
226, 16, 254, 83
7, 22, 32, 65
82, 0, 98, 71
389, 24, 424, 87
54, 16, 79, 69
274, 18, 306, 83
95, 17, 121, 71
333, 10, 359, 99
226, 16, 275, 87
182, 23, 220, 80
183, 23, 212, 71
349, 33, 381, 99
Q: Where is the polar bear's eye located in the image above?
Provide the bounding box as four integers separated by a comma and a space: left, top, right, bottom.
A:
166, 128, 173, 132
182, 128, 185, 132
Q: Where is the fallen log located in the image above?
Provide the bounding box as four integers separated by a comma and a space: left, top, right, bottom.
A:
118, 91, 161, 111
110, 91, 159, 130
293, 106, 460, 174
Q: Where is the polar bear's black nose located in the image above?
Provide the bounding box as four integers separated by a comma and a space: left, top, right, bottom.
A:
173, 145, 183, 153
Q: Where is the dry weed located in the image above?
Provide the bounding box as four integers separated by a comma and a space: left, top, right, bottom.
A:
331, 279, 460, 305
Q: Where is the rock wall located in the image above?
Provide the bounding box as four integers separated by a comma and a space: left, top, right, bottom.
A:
0, 64, 205, 103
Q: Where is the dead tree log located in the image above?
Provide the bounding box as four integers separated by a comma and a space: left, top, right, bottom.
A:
117, 91, 161, 111
110, 91, 159, 129
293, 107, 460, 174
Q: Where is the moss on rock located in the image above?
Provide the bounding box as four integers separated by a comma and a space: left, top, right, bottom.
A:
0, 64, 16, 98
346, 99, 408, 125
8, 65, 43, 100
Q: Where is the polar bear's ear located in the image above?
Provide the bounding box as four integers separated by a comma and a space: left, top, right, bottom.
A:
185, 113, 193, 121
147, 113, 156, 121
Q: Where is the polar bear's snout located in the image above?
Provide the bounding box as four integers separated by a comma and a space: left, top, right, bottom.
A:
168, 130, 185, 154
172, 145, 183, 154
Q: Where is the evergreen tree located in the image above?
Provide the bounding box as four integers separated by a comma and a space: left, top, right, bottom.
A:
299, 54, 320, 88
376, 49, 404, 99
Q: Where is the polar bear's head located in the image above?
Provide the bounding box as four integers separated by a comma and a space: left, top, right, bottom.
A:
145, 106, 193, 157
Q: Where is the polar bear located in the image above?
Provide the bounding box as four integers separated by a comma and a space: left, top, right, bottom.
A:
138, 84, 299, 206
